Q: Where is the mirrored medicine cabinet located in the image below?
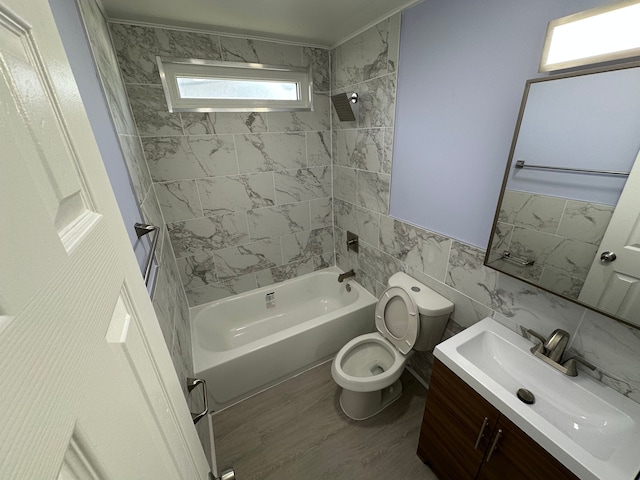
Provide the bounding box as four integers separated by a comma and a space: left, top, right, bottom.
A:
485, 61, 640, 328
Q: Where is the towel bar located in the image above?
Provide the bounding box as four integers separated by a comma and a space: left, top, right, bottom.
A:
134, 222, 159, 286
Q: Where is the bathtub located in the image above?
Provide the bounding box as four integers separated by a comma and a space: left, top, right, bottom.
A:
190, 267, 377, 411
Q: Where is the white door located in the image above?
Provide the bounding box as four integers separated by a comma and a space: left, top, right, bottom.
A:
579, 149, 640, 325
0, 0, 211, 478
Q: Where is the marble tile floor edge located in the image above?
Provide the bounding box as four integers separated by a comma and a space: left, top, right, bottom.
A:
212, 362, 439, 480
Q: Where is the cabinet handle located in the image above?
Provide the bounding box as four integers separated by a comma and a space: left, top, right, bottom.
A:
474, 417, 490, 450
485, 429, 503, 463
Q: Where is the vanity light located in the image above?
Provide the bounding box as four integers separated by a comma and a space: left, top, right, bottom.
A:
540, 0, 640, 72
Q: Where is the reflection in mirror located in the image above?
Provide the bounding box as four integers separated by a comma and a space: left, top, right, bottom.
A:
485, 62, 640, 328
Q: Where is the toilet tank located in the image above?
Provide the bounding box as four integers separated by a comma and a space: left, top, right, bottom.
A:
387, 272, 454, 351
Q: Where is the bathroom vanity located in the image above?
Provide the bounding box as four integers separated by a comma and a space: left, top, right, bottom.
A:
415, 318, 640, 480
417, 359, 577, 480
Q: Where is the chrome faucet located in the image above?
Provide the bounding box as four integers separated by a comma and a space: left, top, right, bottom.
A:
523, 327, 569, 360
543, 329, 570, 363
338, 269, 356, 282
522, 327, 596, 377
523, 328, 546, 351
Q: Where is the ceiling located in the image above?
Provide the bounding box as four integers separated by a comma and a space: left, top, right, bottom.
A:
99, 0, 422, 47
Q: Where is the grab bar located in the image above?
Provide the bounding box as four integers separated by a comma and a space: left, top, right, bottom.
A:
502, 251, 534, 266
515, 160, 629, 177
186, 377, 209, 424
134, 222, 159, 286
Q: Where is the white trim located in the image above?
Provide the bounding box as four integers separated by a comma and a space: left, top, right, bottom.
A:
107, 17, 330, 49
105, 0, 422, 51
93, 0, 108, 20
330, 0, 422, 49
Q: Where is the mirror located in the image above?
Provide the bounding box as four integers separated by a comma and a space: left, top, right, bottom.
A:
485, 62, 640, 328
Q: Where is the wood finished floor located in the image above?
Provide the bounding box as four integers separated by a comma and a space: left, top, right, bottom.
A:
212, 361, 439, 480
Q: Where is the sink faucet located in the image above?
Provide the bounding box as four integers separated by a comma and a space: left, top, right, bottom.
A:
522, 327, 596, 377
338, 269, 356, 282
543, 329, 570, 363
522, 327, 569, 361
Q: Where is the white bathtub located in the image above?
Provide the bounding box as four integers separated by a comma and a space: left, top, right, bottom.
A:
190, 267, 377, 411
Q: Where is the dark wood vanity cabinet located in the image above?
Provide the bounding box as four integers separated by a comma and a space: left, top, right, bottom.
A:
417, 360, 579, 480
417, 358, 500, 480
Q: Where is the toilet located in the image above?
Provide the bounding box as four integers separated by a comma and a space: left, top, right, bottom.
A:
331, 272, 454, 420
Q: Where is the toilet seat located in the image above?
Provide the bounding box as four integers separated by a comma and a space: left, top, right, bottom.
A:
375, 286, 419, 355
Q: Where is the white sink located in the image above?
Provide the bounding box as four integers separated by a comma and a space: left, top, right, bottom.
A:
435, 318, 640, 480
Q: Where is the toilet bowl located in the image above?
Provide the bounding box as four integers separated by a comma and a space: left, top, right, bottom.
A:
331, 272, 454, 420
332, 333, 405, 392
331, 332, 408, 420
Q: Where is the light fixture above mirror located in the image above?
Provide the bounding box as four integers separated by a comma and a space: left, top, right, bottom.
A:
540, 0, 640, 72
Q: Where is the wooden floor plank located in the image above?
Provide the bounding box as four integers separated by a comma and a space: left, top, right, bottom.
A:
212, 361, 439, 480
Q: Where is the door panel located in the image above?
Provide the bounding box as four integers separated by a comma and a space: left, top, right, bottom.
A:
0, 0, 209, 478
580, 149, 640, 324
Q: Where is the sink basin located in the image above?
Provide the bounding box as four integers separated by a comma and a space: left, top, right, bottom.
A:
435, 318, 640, 480
456, 329, 634, 460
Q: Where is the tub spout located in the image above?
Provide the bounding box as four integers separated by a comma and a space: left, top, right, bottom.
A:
338, 269, 356, 282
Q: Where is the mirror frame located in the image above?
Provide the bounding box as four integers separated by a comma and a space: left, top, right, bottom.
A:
484, 60, 640, 329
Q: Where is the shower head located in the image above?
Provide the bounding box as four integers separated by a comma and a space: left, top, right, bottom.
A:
331, 92, 358, 122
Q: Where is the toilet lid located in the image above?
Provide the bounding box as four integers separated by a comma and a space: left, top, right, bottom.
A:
375, 286, 419, 355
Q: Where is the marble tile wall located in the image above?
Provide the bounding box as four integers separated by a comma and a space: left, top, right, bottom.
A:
77, 0, 193, 396
109, 22, 334, 307
80, 3, 640, 407
331, 13, 640, 404
487, 189, 614, 299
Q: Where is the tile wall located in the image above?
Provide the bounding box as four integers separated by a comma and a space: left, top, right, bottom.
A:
331, 14, 640, 403
488, 190, 614, 299
78, 1, 640, 407
108, 23, 335, 307
77, 0, 193, 394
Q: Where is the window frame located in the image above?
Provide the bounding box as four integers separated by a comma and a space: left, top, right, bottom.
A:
156, 56, 314, 113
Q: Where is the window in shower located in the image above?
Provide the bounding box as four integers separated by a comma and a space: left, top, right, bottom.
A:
157, 57, 313, 112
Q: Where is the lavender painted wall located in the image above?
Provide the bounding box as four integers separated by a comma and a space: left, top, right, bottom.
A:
390, 0, 614, 248
507, 67, 640, 205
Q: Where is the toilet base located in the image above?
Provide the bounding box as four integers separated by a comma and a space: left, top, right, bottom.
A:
338, 379, 403, 420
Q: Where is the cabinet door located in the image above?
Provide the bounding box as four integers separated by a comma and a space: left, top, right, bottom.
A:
477, 415, 579, 480
418, 360, 500, 480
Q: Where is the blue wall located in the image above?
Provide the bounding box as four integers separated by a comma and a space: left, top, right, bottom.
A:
508, 67, 640, 206
390, 0, 614, 248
